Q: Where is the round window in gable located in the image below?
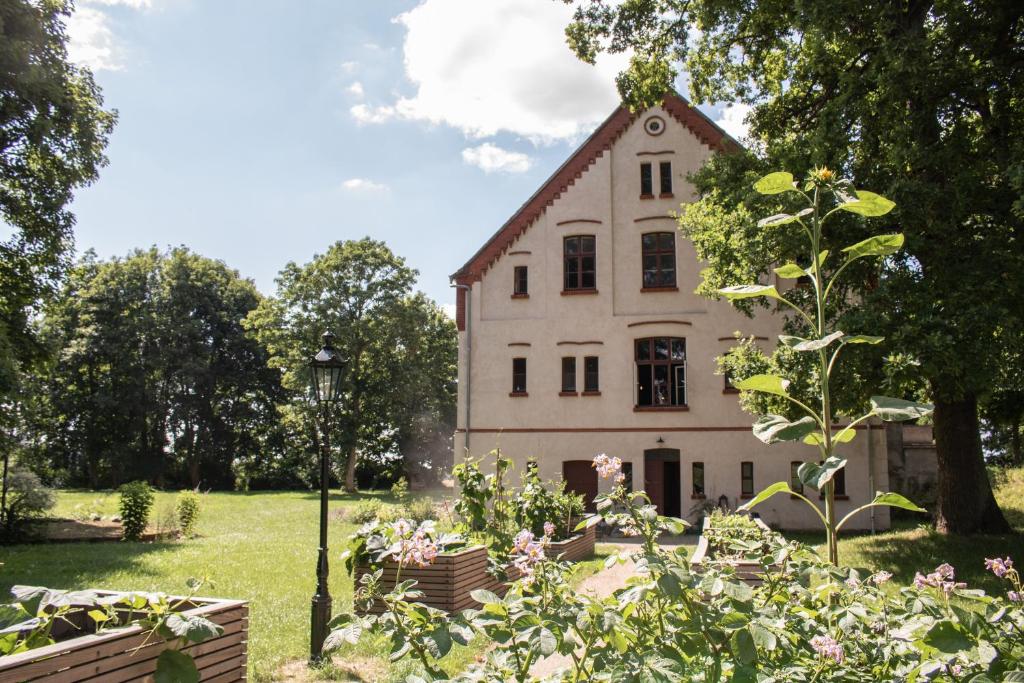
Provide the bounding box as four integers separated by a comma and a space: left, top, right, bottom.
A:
644, 116, 666, 136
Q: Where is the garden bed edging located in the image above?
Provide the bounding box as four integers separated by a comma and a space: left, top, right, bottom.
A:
690, 516, 779, 586
0, 594, 248, 682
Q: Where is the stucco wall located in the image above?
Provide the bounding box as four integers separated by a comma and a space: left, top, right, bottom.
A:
453, 104, 891, 531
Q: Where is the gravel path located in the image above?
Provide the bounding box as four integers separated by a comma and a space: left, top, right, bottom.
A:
528, 553, 638, 680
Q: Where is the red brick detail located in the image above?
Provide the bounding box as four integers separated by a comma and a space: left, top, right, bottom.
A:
456, 287, 466, 332
450, 94, 738, 287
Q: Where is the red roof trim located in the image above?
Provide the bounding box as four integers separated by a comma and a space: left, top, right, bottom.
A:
450, 93, 740, 296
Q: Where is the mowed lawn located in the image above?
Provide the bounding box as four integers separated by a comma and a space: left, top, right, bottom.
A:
2, 470, 1023, 680
0, 489, 613, 682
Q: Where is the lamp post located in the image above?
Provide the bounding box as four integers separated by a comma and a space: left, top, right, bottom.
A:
309, 331, 346, 662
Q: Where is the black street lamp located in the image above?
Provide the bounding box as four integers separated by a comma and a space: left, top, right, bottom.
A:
309, 331, 346, 662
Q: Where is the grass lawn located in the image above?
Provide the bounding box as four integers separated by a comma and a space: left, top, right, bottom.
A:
0, 489, 614, 682
784, 466, 1024, 596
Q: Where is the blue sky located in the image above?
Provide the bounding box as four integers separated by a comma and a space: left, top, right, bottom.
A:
64, 0, 748, 314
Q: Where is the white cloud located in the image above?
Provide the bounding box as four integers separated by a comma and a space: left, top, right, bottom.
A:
340, 61, 359, 74
715, 102, 752, 141
441, 303, 456, 320
353, 0, 629, 143
347, 81, 365, 98
461, 143, 532, 174
342, 178, 389, 192
66, 6, 123, 71
350, 103, 398, 125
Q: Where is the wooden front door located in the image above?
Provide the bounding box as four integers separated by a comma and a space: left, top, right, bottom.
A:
644, 459, 665, 516
563, 460, 599, 512
645, 449, 681, 517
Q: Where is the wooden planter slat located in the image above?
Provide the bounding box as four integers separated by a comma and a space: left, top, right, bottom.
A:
690, 517, 778, 587
355, 529, 593, 614
49, 617, 248, 683
0, 596, 247, 683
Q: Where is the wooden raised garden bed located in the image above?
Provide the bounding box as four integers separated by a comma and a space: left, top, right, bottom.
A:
356, 545, 517, 613
356, 528, 596, 614
545, 525, 596, 563
690, 516, 779, 586
0, 595, 248, 682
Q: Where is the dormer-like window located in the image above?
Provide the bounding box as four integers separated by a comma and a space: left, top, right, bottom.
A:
513, 266, 528, 297
641, 232, 676, 289
659, 161, 673, 195
563, 236, 596, 291
640, 163, 653, 197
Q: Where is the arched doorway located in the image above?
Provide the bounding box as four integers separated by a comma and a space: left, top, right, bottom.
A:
562, 460, 599, 512
644, 448, 681, 517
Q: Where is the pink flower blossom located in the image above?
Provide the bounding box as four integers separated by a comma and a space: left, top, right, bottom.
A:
395, 527, 439, 568
985, 557, 1014, 578
592, 453, 623, 480
1009, 591, 1021, 602
543, 521, 556, 538
870, 571, 892, 585
810, 635, 844, 664
513, 529, 535, 553
914, 564, 966, 595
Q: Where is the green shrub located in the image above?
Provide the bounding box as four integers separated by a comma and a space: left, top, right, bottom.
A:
404, 497, 437, 524
0, 467, 55, 540
118, 481, 154, 541
390, 476, 410, 503
349, 501, 384, 525
176, 490, 201, 537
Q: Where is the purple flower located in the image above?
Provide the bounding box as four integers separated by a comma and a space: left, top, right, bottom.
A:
1009, 591, 1021, 602
914, 564, 966, 595
592, 453, 623, 479
810, 635, 844, 664
870, 571, 892, 585
543, 521, 555, 538
985, 557, 1013, 578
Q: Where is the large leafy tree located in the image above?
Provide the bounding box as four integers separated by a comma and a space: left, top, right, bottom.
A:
244, 239, 457, 493
29, 248, 282, 488
1, 0, 116, 387
561, 0, 1024, 533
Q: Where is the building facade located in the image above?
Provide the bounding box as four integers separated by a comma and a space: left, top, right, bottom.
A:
450, 95, 891, 531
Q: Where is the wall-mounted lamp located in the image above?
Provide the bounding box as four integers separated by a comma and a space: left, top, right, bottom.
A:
656, 436, 665, 445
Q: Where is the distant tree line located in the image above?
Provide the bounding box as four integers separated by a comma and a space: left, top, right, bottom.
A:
11, 242, 456, 491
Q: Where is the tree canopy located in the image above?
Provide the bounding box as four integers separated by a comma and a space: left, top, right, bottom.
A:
21, 248, 284, 489
244, 238, 457, 493
561, 0, 1024, 533
0, 0, 116, 389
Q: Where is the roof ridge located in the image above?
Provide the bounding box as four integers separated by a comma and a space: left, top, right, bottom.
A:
450, 92, 741, 288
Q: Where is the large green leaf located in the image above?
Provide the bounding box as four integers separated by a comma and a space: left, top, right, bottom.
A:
842, 233, 904, 259
798, 457, 847, 489
838, 191, 896, 217
753, 171, 795, 195
155, 650, 200, 683
870, 396, 934, 421
733, 374, 790, 396
752, 415, 818, 444
803, 428, 857, 446
163, 614, 223, 644
790, 330, 845, 352
470, 589, 501, 605
737, 481, 792, 512
922, 621, 972, 654
758, 213, 798, 228
718, 284, 783, 301
868, 492, 926, 513
773, 263, 806, 279
731, 628, 758, 665
844, 335, 885, 345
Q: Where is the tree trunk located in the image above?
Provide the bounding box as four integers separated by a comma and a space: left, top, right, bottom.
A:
343, 397, 361, 493
1012, 415, 1022, 467
933, 393, 1011, 534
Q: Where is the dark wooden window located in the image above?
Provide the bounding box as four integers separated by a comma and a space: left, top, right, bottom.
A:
512, 358, 527, 394
563, 235, 596, 291
790, 461, 804, 495
561, 357, 577, 393
642, 232, 676, 288
723, 352, 739, 392
821, 467, 847, 497
659, 161, 673, 195
741, 461, 754, 496
635, 337, 686, 407
692, 461, 705, 497
584, 356, 599, 392
513, 266, 528, 295
621, 462, 634, 492
640, 163, 653, 196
